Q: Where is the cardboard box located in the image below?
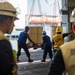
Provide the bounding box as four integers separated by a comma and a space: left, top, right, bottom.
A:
28, 27, 43, 44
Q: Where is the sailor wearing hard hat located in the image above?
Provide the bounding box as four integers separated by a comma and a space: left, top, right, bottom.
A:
0, 2, 18, 75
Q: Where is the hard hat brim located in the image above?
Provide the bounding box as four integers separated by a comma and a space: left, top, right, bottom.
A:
0, 11, 19, 20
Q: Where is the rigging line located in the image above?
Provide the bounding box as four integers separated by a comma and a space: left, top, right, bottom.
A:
29, 0, 35, 15
54, 0, 61, 17
28, 0, 35, 25
57, 0, 62, 25
57, 0, 62, 17
53, 0, 57, 25
49, 0, 59, 11
49, 2, 56, 7
45, 0, 49, 4
54, 0, 57, 16
38, 0, 42, 15
38, 0, 43, 27
31, 0, 35, 15
54, 0, 59, 4
48, 0, 59, 6
28, 0, 35, 26
48, 0, 59, 8
48, 0, 59, 7
57, 0, 60, 10
62, 0, 67, 9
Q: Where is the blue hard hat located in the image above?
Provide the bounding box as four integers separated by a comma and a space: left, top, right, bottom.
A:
25, 26, 29, 31
42, 31, 46, 35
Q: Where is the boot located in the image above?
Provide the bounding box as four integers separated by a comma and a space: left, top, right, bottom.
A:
41, 59, 46, 62
28, 59, 33, 62
28, 56, 33, 62
28, 57, 33, 62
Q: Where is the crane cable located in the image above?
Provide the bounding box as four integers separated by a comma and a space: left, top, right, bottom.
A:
38, 0, 42, 15
30, 0, 35, 15
38, 0, 45, 27
57, 0, 62, 25
27, 0, 35, 26
53, 0, 61, 25
28, 0, 42, 23
53, 0, 57, 25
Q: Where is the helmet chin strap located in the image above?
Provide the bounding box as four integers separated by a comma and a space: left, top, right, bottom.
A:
8, 18, 14, 34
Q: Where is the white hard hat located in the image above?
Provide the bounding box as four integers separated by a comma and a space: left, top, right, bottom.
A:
0, 2, 18, 19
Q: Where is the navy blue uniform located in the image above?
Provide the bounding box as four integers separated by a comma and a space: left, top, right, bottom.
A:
17, 31, 30, 57
41, 35, 53, 61
17, 31, 35, 62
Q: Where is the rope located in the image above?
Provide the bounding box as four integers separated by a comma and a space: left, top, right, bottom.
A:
38, 0, 42, 15
28, 0, 35, 26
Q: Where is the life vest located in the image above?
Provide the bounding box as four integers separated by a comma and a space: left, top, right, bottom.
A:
52, 34, 64, 50
0, 31, 17, 75
60, 40, 75, 75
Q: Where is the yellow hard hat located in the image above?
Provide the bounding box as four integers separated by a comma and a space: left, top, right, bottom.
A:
0, 2, 18, 19
56, 26, 62, 33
